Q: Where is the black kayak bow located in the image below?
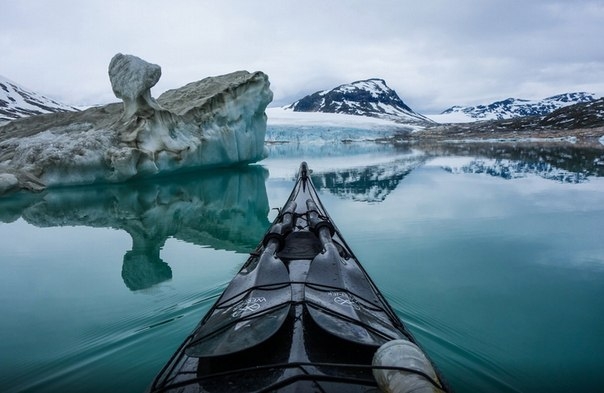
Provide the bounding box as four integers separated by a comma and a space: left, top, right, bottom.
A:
304, 198, 409, 346
148, 161, 449, 393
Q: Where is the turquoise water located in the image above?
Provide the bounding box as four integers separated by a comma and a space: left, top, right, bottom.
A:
1, 141, 603, 392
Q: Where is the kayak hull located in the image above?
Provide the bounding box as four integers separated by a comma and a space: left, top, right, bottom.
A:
148, 162, 448, 392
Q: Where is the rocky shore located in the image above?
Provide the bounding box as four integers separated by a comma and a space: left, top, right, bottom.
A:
400, 125, 604, 149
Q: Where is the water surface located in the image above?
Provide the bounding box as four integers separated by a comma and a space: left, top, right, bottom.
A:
1, 140, 603, 392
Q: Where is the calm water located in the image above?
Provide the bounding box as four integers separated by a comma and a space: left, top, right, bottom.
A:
1, 139, 603, 393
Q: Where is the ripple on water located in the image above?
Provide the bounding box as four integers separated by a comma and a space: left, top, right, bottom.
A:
5, 283, 226, 393
385, 291, 524, 393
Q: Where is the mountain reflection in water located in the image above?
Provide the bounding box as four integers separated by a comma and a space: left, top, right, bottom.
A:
0, 165, 270, 291
288, 142, 604, 203
310, 155, 427, 202
429, 143, 604, 183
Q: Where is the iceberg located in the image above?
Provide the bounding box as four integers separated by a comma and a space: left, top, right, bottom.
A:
0, 54, 273, 196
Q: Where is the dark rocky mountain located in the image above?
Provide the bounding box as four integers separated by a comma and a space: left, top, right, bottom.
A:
441, 92, 598, 121
286, 78, 433, 124
539, 97, 604, 129
0, 75, 79, 122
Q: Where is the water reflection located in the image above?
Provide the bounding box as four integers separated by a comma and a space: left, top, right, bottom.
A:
306, 143, 604, 202
0, 166, 270, 290
310, 155, 427, 202
441, 159, 589, 183
427, 143, 604, 183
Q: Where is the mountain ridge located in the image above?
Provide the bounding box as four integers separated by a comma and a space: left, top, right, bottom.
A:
440, 92, 598, 121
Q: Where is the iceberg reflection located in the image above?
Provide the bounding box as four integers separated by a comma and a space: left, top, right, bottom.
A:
0, 166, 270, 290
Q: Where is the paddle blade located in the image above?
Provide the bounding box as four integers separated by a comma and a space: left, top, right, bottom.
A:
305, 244, 405, 346
186, 251, 292, 358
185, 301, 290, 357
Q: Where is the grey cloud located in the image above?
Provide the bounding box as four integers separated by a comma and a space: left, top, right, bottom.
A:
1, 0, 602, 113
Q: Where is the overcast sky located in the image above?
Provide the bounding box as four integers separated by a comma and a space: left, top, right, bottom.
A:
2, 0, 603, 113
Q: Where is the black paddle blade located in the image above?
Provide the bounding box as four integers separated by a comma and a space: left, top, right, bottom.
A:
185, 252, 291, 358
305, 243, 405, 347
185, 302, 290, 358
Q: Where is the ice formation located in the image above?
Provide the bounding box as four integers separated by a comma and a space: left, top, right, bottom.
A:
0, 54, 272, 196
108, 53, 162, 118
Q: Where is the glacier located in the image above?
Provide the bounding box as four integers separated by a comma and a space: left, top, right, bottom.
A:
0, 54, 272, 196
266, 107, 414, 146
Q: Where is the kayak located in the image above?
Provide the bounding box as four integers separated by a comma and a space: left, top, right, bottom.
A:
148, 162, 449, 393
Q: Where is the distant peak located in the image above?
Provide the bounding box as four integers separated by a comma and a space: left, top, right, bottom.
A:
286, 78, 433, 125
543, 92, 596, 102
346, 78, 390, 91
351, 78, 387, 85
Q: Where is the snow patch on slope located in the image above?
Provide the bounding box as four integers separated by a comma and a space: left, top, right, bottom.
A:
0, 75, 79, 121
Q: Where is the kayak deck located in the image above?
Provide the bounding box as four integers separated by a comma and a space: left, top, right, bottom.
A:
148, 162, 447, 392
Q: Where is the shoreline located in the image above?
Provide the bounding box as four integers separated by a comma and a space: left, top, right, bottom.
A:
393, 125, 604, 149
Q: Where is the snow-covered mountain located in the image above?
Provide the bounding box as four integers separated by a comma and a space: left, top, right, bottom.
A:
438, 92, 598, 122
285, 78, 433, 124
0, 75, 79, 122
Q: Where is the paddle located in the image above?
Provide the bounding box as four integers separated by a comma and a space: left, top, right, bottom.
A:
304, 199, 405, 347
185, 204, 296, 358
